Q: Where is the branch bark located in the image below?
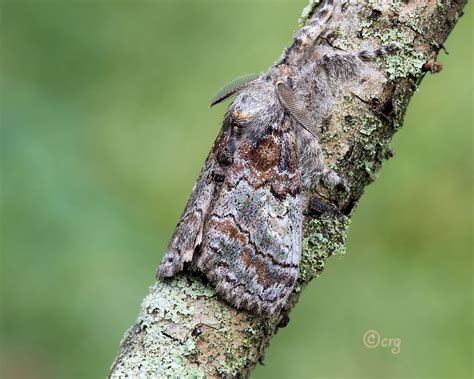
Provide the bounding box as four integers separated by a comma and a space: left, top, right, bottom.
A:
109, 1, 467, 377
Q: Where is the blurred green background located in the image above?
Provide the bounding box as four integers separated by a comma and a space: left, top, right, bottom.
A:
1, 1, 472, 378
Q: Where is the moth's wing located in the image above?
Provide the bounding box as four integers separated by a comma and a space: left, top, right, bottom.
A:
158, 125, 230, 278
197, 119, 303, 315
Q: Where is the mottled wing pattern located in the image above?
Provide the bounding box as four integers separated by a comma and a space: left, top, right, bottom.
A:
196, 118, 303, 315
158, 126, 230, 278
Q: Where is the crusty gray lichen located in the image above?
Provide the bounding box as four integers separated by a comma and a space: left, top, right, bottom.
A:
110, 276, 216, 378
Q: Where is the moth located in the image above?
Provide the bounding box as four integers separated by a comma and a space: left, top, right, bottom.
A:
158, 0, 393, 315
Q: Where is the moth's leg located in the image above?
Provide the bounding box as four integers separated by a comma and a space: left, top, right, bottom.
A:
297, 127, 347, 191
358, 46, 396, 61
277, 81, 347, 191
278, 0, 336, 65
317, 46, 396, 83
288, 47, 396, 191
296, 0, 336, 48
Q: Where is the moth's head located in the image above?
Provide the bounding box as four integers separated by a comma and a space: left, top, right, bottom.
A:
228, 80, 281, 126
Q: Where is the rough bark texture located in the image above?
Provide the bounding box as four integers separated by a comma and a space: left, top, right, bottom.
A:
109, 1, 467, 377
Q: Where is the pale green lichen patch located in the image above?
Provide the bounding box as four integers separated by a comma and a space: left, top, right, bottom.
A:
361, 15, 426, 80
111, 329, 205, 378
359, 114, 383, 136
401, 6, 425, 35
110, 276, 223, 378
111, 321, 206, 378
384, 49, 425, 81
349, 111, 394, 183
141, 275, 214, 324
391, 0, 402, 13
299, 215, 350, 283
217, 357, 250, 377
436, 0, 451, 13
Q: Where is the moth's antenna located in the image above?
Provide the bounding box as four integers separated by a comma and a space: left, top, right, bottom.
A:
210, 74, 259, 107
276, 82, 317, 139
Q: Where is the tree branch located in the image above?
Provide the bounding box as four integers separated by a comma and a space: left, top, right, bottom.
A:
109, 1, 467, 377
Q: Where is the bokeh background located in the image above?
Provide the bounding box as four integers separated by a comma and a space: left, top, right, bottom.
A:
1, 1, 472, 378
